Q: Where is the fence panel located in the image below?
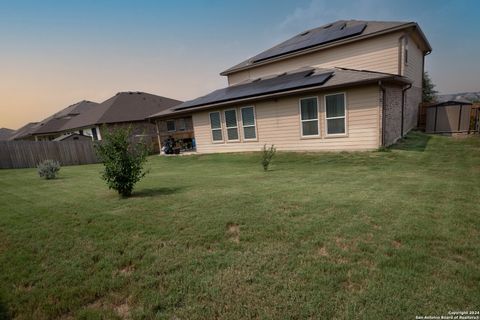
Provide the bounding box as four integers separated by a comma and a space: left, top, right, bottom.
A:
0, 140, 100, 169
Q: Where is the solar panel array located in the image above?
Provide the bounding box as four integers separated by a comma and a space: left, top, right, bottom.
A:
176, 70, 334, 110
251, 22, 367, 63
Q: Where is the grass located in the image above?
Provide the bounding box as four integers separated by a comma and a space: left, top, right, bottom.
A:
0, 131, 479, 319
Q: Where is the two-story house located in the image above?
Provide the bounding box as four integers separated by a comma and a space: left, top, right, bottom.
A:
149, 20, 431, 152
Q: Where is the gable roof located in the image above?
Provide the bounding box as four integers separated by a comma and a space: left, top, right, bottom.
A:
149, 67, 410, 118
62, 92, 183, 131
32, 100, 99, 135
0, 128, 14, 141
8, 122, 40, 140
221, 20, 431, 76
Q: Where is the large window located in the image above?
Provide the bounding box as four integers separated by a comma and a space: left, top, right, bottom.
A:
209, 112, 223, 142
224, 109, 239, 141
241, 106, 257, 140
325, 93, 346, 135
166, 120, 176, 132
300, 97, 319, 136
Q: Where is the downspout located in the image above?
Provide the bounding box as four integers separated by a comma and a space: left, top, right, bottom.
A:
379, 80, 386, 147
401, 83, 412, 137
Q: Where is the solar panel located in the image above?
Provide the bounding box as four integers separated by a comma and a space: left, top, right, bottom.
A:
251, 22, 367, 63
176, 70, 334, 110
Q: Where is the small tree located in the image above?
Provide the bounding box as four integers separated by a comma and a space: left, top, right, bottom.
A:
261, 144, 276, 171
423, 72, 438, 103
95, 126, 149, 197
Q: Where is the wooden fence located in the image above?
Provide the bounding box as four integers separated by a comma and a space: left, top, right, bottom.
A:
0, 140, 100, 169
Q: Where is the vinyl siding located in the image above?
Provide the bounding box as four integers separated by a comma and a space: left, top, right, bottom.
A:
228, 32, 403, 85
192, 85, 381, 153
403, 35, 423, 88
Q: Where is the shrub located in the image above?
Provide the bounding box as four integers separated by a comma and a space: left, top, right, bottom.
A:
261, 144, 276, 171
37, 160, 61, 179
94, 126, 149, 197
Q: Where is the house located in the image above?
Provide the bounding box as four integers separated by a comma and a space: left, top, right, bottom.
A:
8, 122, 40, 141
55, 92, 183, 151
0, 128, 14, 141
31, 100, 99, 141
18, 92, 182, 152
149, 20, 431, 153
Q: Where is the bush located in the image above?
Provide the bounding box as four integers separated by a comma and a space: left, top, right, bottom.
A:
262, 144, 276, 171
94, 126, 149, 197
37, 160, 61, 179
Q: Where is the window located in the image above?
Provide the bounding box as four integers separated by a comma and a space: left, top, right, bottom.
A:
404, 41, 409, 65
209, 112, 223, 142
178, 118, 186, 131
241, 106, 257, 140
224, 109, 239, 141
91, 127, 98, 141
300, 97, 319, 136
166, 120, 176, 132
325, 93, 346, 135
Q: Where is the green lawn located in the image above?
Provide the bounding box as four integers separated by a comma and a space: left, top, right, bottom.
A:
0, 132, 479, 319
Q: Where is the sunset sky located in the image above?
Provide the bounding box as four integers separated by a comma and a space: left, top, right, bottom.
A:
1, 0, 479, 129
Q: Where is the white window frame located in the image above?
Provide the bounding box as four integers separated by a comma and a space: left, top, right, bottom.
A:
166, 119, 176, 132
209, 111, 224, 143
299, 96, 320, 138
224, 109, 240, 142
324, 92, 348, 137
240, 106, 258, 141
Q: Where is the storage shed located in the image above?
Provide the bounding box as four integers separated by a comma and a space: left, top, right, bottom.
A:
425, 100, 472, 134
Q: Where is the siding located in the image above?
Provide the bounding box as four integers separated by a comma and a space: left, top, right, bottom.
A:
228, 32, 403, 85
192, 85, 381, 153
403, 35, 424, 88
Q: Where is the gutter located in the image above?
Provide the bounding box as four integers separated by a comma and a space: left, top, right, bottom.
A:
401, 83, 412, 136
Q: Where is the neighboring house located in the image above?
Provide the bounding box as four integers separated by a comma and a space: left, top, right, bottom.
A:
31, 100, 99, 141
16, 92, 182, 152
0, 128, 14, 141
8, 122, 40, 141
149, 20, 431, 153
56, 92, 182, 152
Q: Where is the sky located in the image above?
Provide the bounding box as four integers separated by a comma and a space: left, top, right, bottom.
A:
1, 0, 479, 129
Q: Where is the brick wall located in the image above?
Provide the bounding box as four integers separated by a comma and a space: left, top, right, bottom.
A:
382, 84, 403, 146
404, 86, 422, 132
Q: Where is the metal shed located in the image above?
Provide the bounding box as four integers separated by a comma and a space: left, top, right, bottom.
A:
425, 100, 473, 134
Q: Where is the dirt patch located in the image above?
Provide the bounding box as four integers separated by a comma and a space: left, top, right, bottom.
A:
317, 246, 329, 257
119, 264, 135, 276
115, 301, 130, 319
392, 240, 402, 249
226, 223, 240, 243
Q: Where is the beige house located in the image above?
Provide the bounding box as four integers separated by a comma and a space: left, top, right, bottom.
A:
150, 20, 431, 153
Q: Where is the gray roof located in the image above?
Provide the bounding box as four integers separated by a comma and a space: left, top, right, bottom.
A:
0, 128, 14, 141
62, 92, 182, 131
221, 20, 431, 75
174, 69, 333, 111
33, 100, 99, 135
150, 67, 410, 118
8, 122, 40, 140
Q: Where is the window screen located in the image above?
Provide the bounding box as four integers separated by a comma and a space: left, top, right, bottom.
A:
300, 98, 319, 136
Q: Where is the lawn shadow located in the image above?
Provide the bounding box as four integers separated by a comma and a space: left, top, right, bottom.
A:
132, 186, 187, 198
389, 131, 431, 152
0, 298, 11, 320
